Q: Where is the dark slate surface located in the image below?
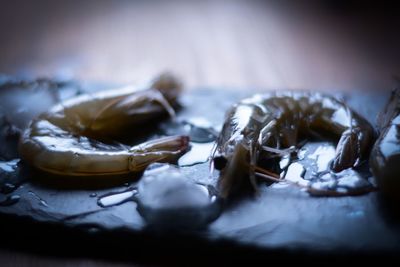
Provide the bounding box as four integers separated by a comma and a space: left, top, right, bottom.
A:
1, 83, 400, 264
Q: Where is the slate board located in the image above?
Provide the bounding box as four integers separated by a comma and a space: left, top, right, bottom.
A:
1, 85, 400, 265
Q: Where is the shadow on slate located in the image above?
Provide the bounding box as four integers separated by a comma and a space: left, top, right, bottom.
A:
1, 213, 399, 265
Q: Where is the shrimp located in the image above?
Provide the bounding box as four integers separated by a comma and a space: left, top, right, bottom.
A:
18, 73, 190, 176
212, 91, 376, 198
370, 88, 400, 202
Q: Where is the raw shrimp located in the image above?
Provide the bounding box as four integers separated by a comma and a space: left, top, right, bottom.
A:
18, 73, 189, 176
370, 88, 400, 201
213, 91, 375, 198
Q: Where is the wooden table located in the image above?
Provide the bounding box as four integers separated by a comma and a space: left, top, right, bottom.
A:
1, 1, 399, 266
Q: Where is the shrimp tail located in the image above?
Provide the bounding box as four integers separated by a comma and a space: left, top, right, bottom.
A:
332, 126, 375, 172
332, 128, 362, 171
128, 135, 190, 171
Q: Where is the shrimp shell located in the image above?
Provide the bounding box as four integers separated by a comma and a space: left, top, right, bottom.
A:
213, 91, 376, 198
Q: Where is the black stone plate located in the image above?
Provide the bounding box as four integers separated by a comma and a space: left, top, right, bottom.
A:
1, 84, 400, 265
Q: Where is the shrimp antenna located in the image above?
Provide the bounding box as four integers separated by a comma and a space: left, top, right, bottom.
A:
151, 90, 176, 118
248, 143, 259, 193
254, 165, 377, 197
208, 141, 219, 178
261, 145, 296, 155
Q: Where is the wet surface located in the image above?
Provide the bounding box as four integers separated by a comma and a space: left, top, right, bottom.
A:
97, 188, 137, 208
0, 80, 399, 259
0, 194, 20, 206
178, 142, 215, 167
273, 142, 376, 196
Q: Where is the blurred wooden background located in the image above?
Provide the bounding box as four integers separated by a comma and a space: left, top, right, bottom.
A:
1, 0, 400, 266
1, 0, 399, 91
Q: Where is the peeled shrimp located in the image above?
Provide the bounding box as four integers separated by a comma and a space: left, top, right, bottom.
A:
18, 73, 189, 176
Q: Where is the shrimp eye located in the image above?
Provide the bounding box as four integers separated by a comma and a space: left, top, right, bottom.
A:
213, 156, 227, 170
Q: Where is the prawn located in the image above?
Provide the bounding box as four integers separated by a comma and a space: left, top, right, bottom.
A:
212, 91, 375, 198
18, 73, 189, 176
370, 88, 400, 202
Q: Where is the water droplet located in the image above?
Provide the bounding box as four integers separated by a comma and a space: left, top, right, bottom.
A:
284, 162, 308, 186
297, 147, 307, 160
308, 165, 374, 196
336, 169, 370, 188
178, 142, 215, 166
28, 191, 49, 207
0, 159, 19, 173
308, 145, 336, 172
97, 188, 137, 208
279, 155, 290, 169
0, 194, 20, 206
89, 193, 97, 198
275, 142, 375, 196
